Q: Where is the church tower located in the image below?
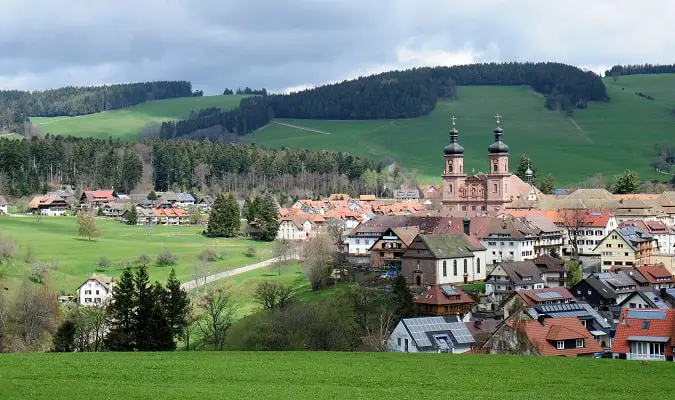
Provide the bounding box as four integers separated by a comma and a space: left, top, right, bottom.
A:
486, 114, 510, 207
441, 116, 466, 208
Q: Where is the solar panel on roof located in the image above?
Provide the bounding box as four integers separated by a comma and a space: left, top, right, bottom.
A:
538, 291, 563, 299
626, 310, 667, 320
441, 285, 457, 296
591, 212, 602, 216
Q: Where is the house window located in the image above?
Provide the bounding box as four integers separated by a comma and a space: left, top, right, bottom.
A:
576, 339, 584, 348
606, 244, 611, 248
397, 338, 401, 348
453, 260, 457, 276
442, 261, 447, 277
404, 339, 409, 352
95, 290, 99, 295
463, 259, 468, 274
587, 290, 591, 295
556, 341, 564, 350
629, 303, 637, 308
642, 321, 650, 330
580, 320, 587, 328
477, 258, 481, 274
493, 184, 498, 193
355, 239, 360, 245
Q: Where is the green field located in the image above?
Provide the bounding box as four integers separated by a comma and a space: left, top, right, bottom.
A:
0, 216, 273, 293
0, 352, 672, 399
251, 75, 675, 185
31, 95, 246, 139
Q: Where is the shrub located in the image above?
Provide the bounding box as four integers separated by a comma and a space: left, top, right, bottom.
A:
197, 248, 218, 262
219, 250, 228, 260
0, 234, 18, 262
24, 246, 34, 264
136, 253, 152, 267
97, 256, 111, 271
245, 247, 257, 258
157, 249, 178, 266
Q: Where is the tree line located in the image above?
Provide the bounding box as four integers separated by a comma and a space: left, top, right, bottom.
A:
160, 62, 607, 140
606, 64, 675, 76
0, 136, 382, 198
0, 81, 193, 133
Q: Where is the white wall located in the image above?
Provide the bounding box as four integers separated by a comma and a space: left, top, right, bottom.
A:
482, 239, 535, 265
347, 236, 377, 255
387, 322, 418, 353
435, 251, 487, 284
40, 206, 67, 216
78, 280, 113, 306
0, 205, 7, 215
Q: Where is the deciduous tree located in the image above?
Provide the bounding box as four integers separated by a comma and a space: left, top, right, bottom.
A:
612, 170, 640, 194
197, 288, 237, 350
77, 212, 101, 241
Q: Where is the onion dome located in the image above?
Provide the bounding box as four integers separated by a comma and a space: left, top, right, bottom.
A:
444, 117, 464, 155
488, 114, 509, 154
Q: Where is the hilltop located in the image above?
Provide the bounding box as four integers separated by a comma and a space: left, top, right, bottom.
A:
0, 352, 672, 399
32, 95, 246, 139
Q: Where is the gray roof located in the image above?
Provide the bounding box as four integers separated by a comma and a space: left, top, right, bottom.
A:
579, 275, 617, 299
530, 302, 612, 330
597, 271, 638, 292
175, 192, 195, 202
402, 315, 475, 350
498, 261, 545, 286
626, 335, 670, 342
618, 291, 672, 310
616, 226, 655, 251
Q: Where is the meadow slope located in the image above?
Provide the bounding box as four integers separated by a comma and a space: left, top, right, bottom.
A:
252, 75, 675, 185
1, 352, 673, 400
31, 95, 246, 139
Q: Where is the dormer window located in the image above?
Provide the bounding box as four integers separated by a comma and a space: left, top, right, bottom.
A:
642, 321, 650, 330
556, 341, 564, 350
576, 339, 584, 348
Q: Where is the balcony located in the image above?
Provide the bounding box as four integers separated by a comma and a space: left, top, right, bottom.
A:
546, 277, 567, 283
626, 353, 666, 361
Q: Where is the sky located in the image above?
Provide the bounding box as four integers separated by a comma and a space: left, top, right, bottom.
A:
1, 0, 673, 95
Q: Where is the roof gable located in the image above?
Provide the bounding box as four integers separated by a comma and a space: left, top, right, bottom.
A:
418, 234, 485, 259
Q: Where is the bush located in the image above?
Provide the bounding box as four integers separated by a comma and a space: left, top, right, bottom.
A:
0, 234, 18, 263
245, 247, 257, 258
136, 253, 152, 267
156, 250, 178, 266
24, 246, 34, 264
197, 248, 218, 262
97, 256, 111, 271
219, 250, 228, 259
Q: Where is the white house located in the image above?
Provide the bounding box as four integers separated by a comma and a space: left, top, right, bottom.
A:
28, 194, 69, 216
620, 220, 675, 255
387, 315, 475, 353
175, 193, 196, 209
77, 274, 115, 306
480, 216, 563, 266
0, 195, 8, 215
558, 210, 617, 256
277, 216, 314, 241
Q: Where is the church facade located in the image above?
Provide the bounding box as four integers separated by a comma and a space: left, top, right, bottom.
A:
441, 117, 538, 213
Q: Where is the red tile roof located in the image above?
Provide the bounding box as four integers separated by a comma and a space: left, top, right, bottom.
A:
518, 318, 602, 356
516, 287, 576, 307
611, 309, 675, 356
635, 266, 674, 284
415, 285, 475, 306
84, 190, 114, 201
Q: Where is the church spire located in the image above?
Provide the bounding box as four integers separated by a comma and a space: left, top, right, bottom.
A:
488, 113, 509, 154
444, 116, 464, 155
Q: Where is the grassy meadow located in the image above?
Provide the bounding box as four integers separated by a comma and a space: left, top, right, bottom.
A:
31, 95, 246, 139
1, 351, 673, 399
0, 216, 273, 294
251, 75, 675, 185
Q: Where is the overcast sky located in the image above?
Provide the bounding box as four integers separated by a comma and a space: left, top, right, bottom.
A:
1, 0, 673, 94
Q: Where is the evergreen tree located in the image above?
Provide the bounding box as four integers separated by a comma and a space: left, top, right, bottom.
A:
134, 266, 152, 351
147, 190, 157, 201
257, 194, 280, 242
105, 267, 136, 351
223, 193, 241, 237
164, 268, 191, 341
126, 206, 138, 225
242, 198, 254, 222
515, 155, 537, 182
536, 174, 556, 195
391, 275, 416, 318
206, 193, 239, 237
52, 319, 77, 352
146, 283, 175, 351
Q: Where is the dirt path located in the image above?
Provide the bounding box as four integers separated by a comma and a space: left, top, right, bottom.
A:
180, 257, 282, 291
270, 120, 331, 135
567, 117, 594, 143
36, 116, 75, 125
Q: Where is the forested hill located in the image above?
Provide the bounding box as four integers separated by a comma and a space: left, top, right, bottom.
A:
0, 81, 193, 132
159, 62, 608, 140
606, 64, 675, 76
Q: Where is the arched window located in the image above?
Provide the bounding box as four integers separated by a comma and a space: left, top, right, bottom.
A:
453, 260, 457, 276
442, 261, 447, 277
477, 258, 481, 274
464, 259, 468, 274
449, 165, 453, 173
493, 164, 498, 172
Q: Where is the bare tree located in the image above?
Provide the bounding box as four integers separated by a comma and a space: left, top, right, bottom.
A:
326, 219, 345, 246
14, 282, 59, 350
273, 240, 297, 275
192, 259, 210, 294
181, 310, 198, 351
252, 281, 294, 310
69, 305, 107, 352
557, 208, 591, 261
197, 288, 237, 350
0, 234, 17, 266
348, 285, 397, 351
0, 292, 8, 352
31, 260, 51, 284
302, 233, 336, 291
77, 212, 101, 241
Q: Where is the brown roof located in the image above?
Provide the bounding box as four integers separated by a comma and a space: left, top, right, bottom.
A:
519, 318, 602, 356
28, 194, 68, 209
533, 254, 567, 273
634, 266, 674, 284
515, 287, 576, 307
415, 284, 475, 306
496, 261, 545, 286
390, 226, 419, 246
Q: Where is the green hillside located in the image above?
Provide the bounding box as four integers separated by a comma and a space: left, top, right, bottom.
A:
31, 95, 246, 139
251, 75, 675, 185
0, 352, 672, 399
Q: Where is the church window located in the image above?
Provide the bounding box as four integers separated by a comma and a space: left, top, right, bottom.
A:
453, 260, 457, 276
463, 259, 468, 274
449, 184, 453, 193
442, 261, 447, 277
448, 164, 453, 173
493, 184, 498, 193
493, 164, 498, 172
462, 206, 467, 211
477, 258, 481, 274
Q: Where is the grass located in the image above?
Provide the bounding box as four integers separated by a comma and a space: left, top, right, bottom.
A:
0, 351, 673, 399
31, 95, 246, 139
251, 75, 675, 185
0, 215, 273, 294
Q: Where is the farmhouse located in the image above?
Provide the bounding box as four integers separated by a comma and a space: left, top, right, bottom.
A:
77, 274, 115, 306
595, 226, 659, 270
0, 195, 8, 215
415, 284, 475, 317
28, 194, 69, 216
80, 190, 115, 208
369, 227, 418, 269
387, 315, 476, 353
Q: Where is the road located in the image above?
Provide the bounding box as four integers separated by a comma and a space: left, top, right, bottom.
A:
180, 256, 282, 291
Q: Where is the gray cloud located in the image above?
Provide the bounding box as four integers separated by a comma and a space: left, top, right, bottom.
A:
0, 0, 673, 94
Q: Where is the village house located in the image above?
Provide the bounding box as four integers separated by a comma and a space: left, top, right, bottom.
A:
401, 233, 487, 286
501, 287, 576, 317
528, 302, 615, 349
613, 198, 659, 223
277, 215, 323, 241
101, 202, 126, 219
153, 208, 189, 225
196, 195, 214, 212
631, 265, 675, 290
0, 195, 8, 215
484, 261, 545, 301
484, 317, 603, 357
174, 192, 196, 208
594, 226, 659, 271
415, 284, 475, 318
571, 275, 619, 309
533, 254, 568, 287
387, 315, 476, 353
617, 291, 672, 310
393, 189, 420, 203
620, 220, 675, 255
369, 227, 418, 269
77, 274, 115, 306
611, 309, 675, 361
28, 194, 69, 216
80, 190, 116, 209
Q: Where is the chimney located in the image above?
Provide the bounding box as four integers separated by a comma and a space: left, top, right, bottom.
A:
463, 216, 471, 236
537, 315, 546, 325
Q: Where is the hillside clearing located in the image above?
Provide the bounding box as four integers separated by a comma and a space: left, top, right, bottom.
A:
0, 352, 672, 400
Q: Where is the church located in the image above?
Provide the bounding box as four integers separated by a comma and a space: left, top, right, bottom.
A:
441, 116, 539, 213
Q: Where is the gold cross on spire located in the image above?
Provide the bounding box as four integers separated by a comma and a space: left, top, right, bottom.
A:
495, 113, 502, 125
451, 116, 457, 126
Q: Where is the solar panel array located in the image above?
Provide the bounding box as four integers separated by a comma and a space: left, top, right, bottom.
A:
403, 317, 475, 348
626, 310, 666, 320
539, 303, 585, 313
537, 291, 563, 300
441, 285, 457, 296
